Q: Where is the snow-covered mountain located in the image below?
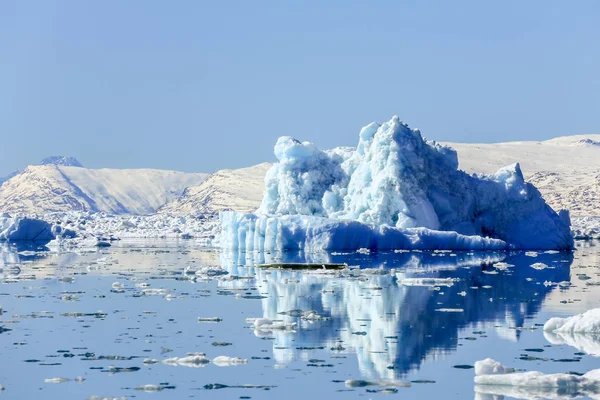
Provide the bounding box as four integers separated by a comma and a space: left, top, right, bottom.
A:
0, 155, 83, 186
447, 134, 600, 217
0, 165, 208, 215
159, 163, 272, 215
39, 156, 83, 167
1, 135, 598, 219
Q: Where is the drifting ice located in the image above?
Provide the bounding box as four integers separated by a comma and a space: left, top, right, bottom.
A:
474, 358, 600, 398
221, 116, 573, 251
0, 215, 55, 242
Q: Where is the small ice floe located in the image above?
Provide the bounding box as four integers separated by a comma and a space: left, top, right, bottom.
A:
300, 311, 331, 322
435, 308, 464, 313
246, 318, 297, 332
134, 384, 175, 392
544, 307, 600, 333
58, 277, 75, 283
195, 266, 228, 278
212, 356, 248, 367
474, 358, 600, 397
198, 317, 223, 323
525, 251, 539, 257
345, 379, 411, 388
356, 248, 371, 254
358, 268, 390, 275
87, 396, 127, 400
135, 282, 150, 288
492, 262, 514, 270
530, 262, 552, 270
163, 353, 210, 368
398, 278, 455, 287
44, 377, 71, 384
142, 358, 160, 365
139, 288, 170, 296
111, 282, 124, 289
278, 310, 330, 321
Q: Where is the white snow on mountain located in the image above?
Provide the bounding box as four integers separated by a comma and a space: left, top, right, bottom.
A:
159, 163, 272, 216
0, 165, 208, 215
38, 156, 84, 167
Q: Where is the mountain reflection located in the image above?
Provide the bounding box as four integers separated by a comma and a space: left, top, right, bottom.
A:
220, 250, 572, 379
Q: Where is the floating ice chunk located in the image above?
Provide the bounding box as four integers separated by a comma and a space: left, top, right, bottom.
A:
163, 353, 210, 368
87, 397, 127, 400
475, 358, 516, 376
544, 308, 600, 333
398, 278, 455, 287
44, 377, 71, 384
195, 266, 228, 278
140, 288, 170, 296
493, 262, 514, 270
246, 318, 297, 332
111, 282, 124, 289
212, 356, 248, 367
134, 385, 169, 392
345, 379, 411, 388
530, 262, 551, 270
474, 358, 600, 396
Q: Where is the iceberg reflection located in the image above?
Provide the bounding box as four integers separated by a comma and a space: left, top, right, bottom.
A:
220, 250, 572, 379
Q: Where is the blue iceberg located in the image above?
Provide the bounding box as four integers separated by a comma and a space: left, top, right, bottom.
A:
221, 116, 573, 251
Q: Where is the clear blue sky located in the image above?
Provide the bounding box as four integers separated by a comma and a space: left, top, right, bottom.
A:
1, 1, 599, 175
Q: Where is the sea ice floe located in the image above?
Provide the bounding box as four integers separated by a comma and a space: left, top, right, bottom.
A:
162, 353, 210, 368
544, 308, 600, 333
246, 318, 297, 332
474, 358, 600, 397
211, 356, 248, 367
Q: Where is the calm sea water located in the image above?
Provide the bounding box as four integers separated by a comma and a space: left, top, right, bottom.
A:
1, 240, 599, 399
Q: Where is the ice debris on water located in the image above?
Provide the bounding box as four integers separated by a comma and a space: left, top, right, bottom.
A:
474, 358, 600, 397
139, 288, 170, 296
163, 353, 210, 368
398, 278, 456, 287
44, 377, 71, 384
212, 356, 248, 367
345, 379, 411, 388
246, 318, 297, 332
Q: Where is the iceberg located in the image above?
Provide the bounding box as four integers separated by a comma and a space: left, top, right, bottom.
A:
0, 215, 55, 242
221, 116, 573, 251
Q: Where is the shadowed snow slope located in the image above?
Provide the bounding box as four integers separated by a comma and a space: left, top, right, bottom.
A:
0, 165, 208, 215
221, 116, 573, 251
159, 163, 272, 216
